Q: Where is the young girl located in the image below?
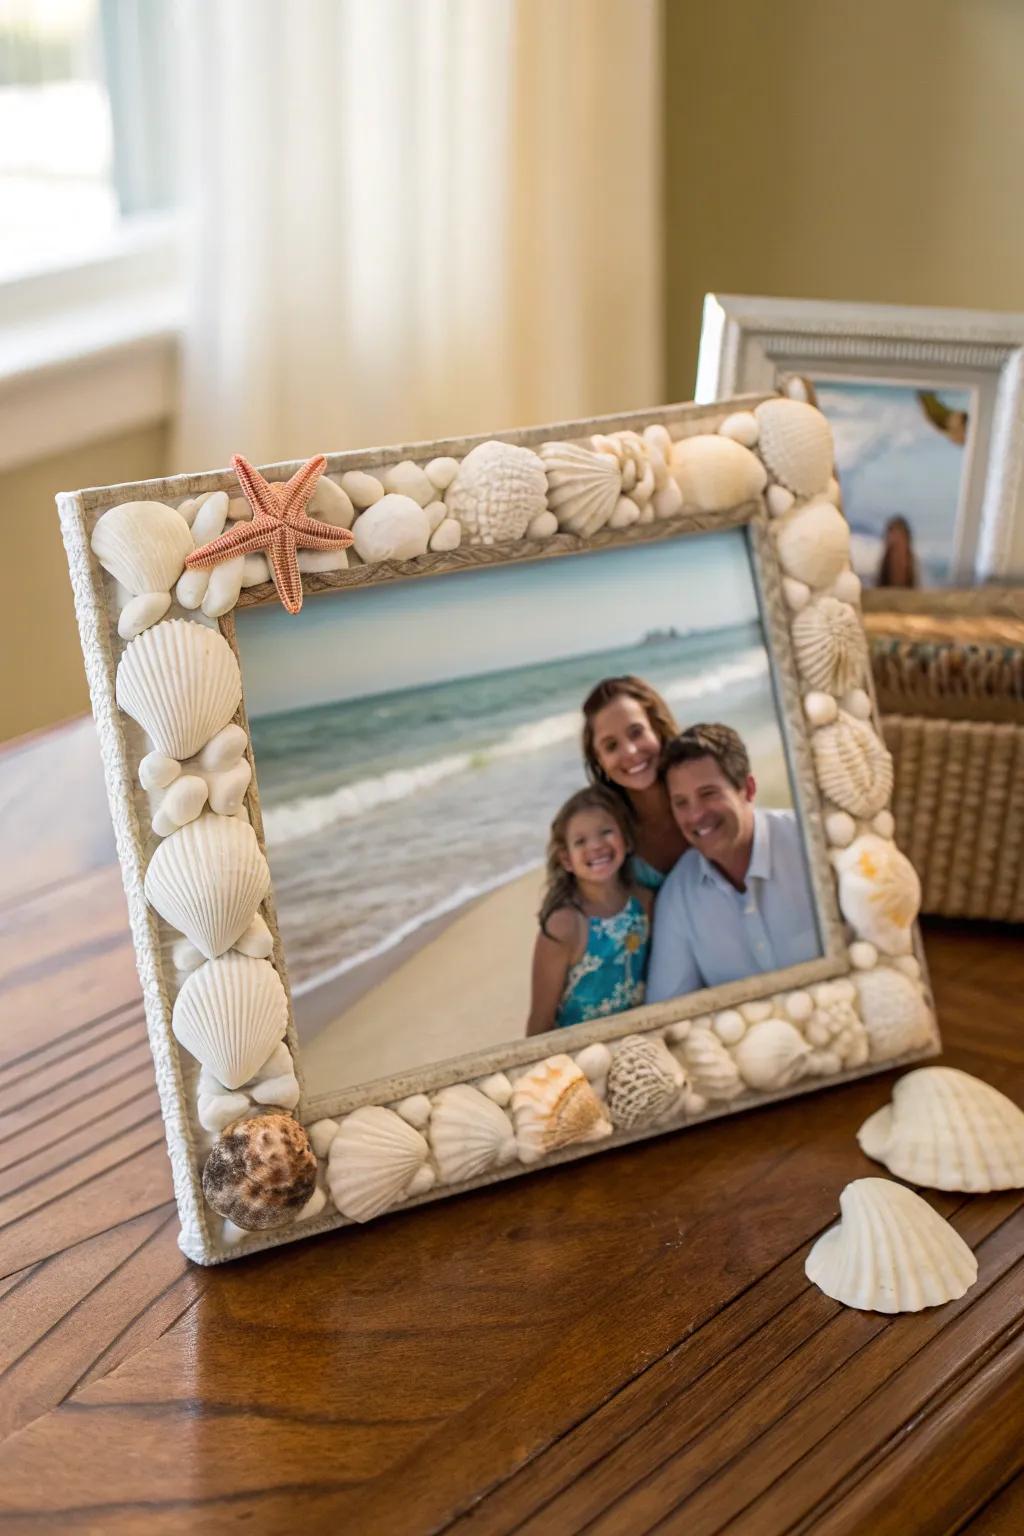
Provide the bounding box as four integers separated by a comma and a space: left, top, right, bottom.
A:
526, 786, 653, 1036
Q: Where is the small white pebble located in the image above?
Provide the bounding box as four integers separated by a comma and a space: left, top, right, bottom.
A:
804, 691, 838, 727
713, 1009, 745, 1045
784, 990, 814, 1024
341, 470, 385, 509
843, 689, 872, 720
424, 456, 460, 492
831, 570, 862, 606
825, 810, 857, 848
395, 1093, 431, 1129
848, 940, 878, 971
782, 576, 810, 610
526, 510, 559, 540
718, 410, 759, 447
308, 1118, 340, 1158
872, 810, 895, 839
767, 485, 795, 518
476, 1073, 512, 1106
197, 724, 247, 773
383, 460, 435, 507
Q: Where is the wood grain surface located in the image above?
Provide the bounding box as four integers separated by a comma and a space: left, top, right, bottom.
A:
0, 717, 1022, 1535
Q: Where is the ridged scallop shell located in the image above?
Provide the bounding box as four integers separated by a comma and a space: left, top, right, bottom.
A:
669, 434, 767, 511
144, 814, 271, 959
805, 1177, 977, 1312
775, 499, 851, 588
172, 953, 287, 1089
605, 1035, 686, 1129
444, 440, 548, 546
511, 1055, 613, 1165
791, 597, 868, 695
858, 1067, 1024, 1192
835, 835, 921, 952
430, 1084, 518, 1183
202, 1110, 318, 1231
853, 966, 935, 1063
539, 441, 622, 536
754, 398, 833, 497
327, 1105, 431, 1222
732, 1018, 810, 1091
680, 1028, 743, 1100
91, 500, 194, 595
116, 619, 242, 761
812, 711, 894, 819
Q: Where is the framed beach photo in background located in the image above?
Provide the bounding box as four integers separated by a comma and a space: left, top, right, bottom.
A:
60, 396, 940, 1264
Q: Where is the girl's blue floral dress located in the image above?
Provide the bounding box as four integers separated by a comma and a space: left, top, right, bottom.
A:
555, 895, 651, 1027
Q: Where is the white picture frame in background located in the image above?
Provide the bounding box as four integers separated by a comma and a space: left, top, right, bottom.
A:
696, 295, 1024, 587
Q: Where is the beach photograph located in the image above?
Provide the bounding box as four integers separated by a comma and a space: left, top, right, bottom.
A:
234, 528, 807, 1093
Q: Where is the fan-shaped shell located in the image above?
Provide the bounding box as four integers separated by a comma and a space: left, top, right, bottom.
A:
853, 966, 935, 1063
858, 1067, 1024, 1192
680, 1028, 743, 1100
511, 1055, 613, 1165
144, 814, 271, 959
539, 441, 622, 536
792, 597, 868, 695
116, 619, 242, 761
604, 1035, 686, 1130
805, 1177, 977, 1312
202, 1110, 317, 1231
430, 1084, 517, 1183
91, 500, 194, 595
444, 440, 548, 546
775, 499, 851, 588
812, 711, 894, 819
669, 434, 767, 511
172, 953, 287, 1089
835, 835, 921, 952
327, 1105, 431, 1222
733, 1018, 810, 1091
754, 398, 833, 497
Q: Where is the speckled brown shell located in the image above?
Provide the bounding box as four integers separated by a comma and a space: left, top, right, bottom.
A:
202, 1110, 318, 1230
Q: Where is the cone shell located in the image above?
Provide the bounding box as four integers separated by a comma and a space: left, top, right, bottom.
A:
680, 1028, 743, 1100
444, 440, 548, 546
539, 441, 622, 536
91, 500, 194, 595
116, 619, 242, 761
172, 953, 287, 1089
835, 834, 921, 952
430, 1084, 518, 1184
791, 597, 868, 695
733, 1017, 810, 1091
857, 1067, 1024, 1193
327, 1105, 431, 1222
669, 434, 767, 511
511, 1054, 613, 1165
754, 398, 833, 497
805, 1177, 977, 1312
202, 1110, 317, 1231
775, 499, 850, 588
144, 814, 271, 959
853, 966, 935, 1063
605, 1035, 686, 1129
812, 711, 894, 819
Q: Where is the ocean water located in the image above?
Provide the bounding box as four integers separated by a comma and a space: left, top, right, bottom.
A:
249, 621, 791, 1016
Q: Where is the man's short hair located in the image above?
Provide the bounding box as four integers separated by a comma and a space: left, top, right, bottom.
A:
660, 723, 751, 790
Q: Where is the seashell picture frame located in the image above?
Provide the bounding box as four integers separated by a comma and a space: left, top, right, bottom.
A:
58, 395, 941, 1265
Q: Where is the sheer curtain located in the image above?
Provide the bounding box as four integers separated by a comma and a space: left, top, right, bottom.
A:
173, 0, 662, 470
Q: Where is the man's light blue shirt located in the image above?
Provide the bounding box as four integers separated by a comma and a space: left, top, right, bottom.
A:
646, 808, 820, 1001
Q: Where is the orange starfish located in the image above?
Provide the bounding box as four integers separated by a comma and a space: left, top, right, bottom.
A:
184, 453, 354, 614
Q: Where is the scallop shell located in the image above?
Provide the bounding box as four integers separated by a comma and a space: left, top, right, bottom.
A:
858, 1067, 1024, 1193
116, 619, 242, 761
444, 440, 548, 546
430, 1084, 518, 1184
172, 953, 287, 1089
805, 1177, 977, 1313
774, 499, 851, 588
754, 398, 833, 497
791, 597, 868, 695
853, 966, 935, 1063
327, 1105, 432, 1222
511, 1055, 613, 1165
680, 1028, 743, 1100
91, 500, 194, 595
669, 434, 767, 511
732, 1018, 810, 1091
811, 711, 894, 820
539, 441, 622, 536
835, 835, 921, 952
144, 814, 271, 959
604, 1035, 686, 1130
202, 1110, 318, 1231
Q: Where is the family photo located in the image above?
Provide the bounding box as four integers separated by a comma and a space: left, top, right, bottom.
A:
236, 529, 823, 1093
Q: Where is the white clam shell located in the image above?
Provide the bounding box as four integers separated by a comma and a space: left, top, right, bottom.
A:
858, 1067, 1024, 1193
511, 1054, 613, 1165
679, 1029, 743, 1100
445, 440, 548, 546
91, 500, 194, 595
805, 1177, 977, 1313
604, 1035, 685, 1130
144, 814, 271, 959
732, 1017, 810, 1091
775, 499, 851, 588
835, 835, 921, 952
754, 398, 833, 498
853, 966, 935, 1063
540, 441, 622, 536
430, 1084, 517, 1183
116, 619, 242, 761
811, 711, 894, 820
172, 953, 287, 1089
792, 597, 868, 694
327, 1106, 430, 1222
669, 433, 767, 511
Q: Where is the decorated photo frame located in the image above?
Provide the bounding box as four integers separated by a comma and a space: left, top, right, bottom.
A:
58, 395, 940, 1265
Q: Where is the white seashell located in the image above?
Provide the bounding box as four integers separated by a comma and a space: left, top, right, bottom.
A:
858, 1067, 1024, 1193
151, 774, 209, 837
197, 723, 247, 773
118, 591, 171, 640
664, 1019, 691, 1045
383, 459, 435, 507
805, 1178, 977, 1313
774, 499, 850, 589
527, 510, 559, 540
610, 496, 641, 528
425, 456, 460, 492
430, 1084, 517, 1183
139, 751, 181, 791
327, 1106, 430, 1222
812, 711, 893, 820
873, 810, 895, 839
680, 1029, 743, 1100
297, 1186, 328, 1223
684, 1090, 708, 1116
669, 434, 767, 511
766, 485, 795, 518
540, 442, 622, 537
604, 1036, 685, 1130
394, 1094, 431, 1129
476, 1072, 513, 1106
754, 398, 833, 497
251, 1066, 300, 1111
511, 1054, 613, 1165
340, 470, 385, 509
843, 688, 872, 720
574, 1042, 612, 1086
853, 967, 935, 1062
825, 810, 857, 848
804, 691, 838, 728
718, 410, 759, 447
91, 500, 194, 595
806, 1048, 842, 1076
197, 1083, 251, 1134
831, 570, 862, 606
116, 619, 242, 761
713, 1009, 746, 1045
446, 440, 548, 546
172, 953, 287, 1088
234, 912, 274, 959
352, 494, 430, 562
826, 475, 841, 506
144, 813, 270, 959
651, 478, 683, 519
429, 517, 462, 553
733, 1018, 809, 1091
784, 990, 814, 1024
740, 999, 774, 1024
894, 954, 920, 980
643, 423, 672, 458
310, 475, 355, 528
792, 598, 868, 694
782, 577, 811, 611
307, 1118, 340, 1158
849, 940, 879, 971
835, 835, 921, 952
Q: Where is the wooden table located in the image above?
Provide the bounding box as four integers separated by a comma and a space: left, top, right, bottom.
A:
1, 718, 1023, 1535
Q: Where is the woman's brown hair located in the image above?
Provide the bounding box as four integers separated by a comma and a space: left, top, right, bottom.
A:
581, 675, 680, 820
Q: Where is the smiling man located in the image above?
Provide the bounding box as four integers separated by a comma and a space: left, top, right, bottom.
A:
646, 723, 820, 1002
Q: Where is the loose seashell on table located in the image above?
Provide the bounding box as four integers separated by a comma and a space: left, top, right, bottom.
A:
774, 499, 850, 589
835, 834, 921, 952
203, 1109, 318, 1231
327, 1105, 434, 1222
604, 1035, 686, 1130
445, 439, 548, 546
754, 398, 833, 498
540, 441, 622, 536
116, 619, 242, 763
792, 597, 868, 695
172, 952, 287, 1088
91, 499, 194, 597
430, 1084, 517, 1183
144, 813, 271, 959
669, 434, 767, 511
511, 1055, 613, 1164
853, 965, 935, 1063
858, 1067, 1024, 1192
812, 711, 894, 820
